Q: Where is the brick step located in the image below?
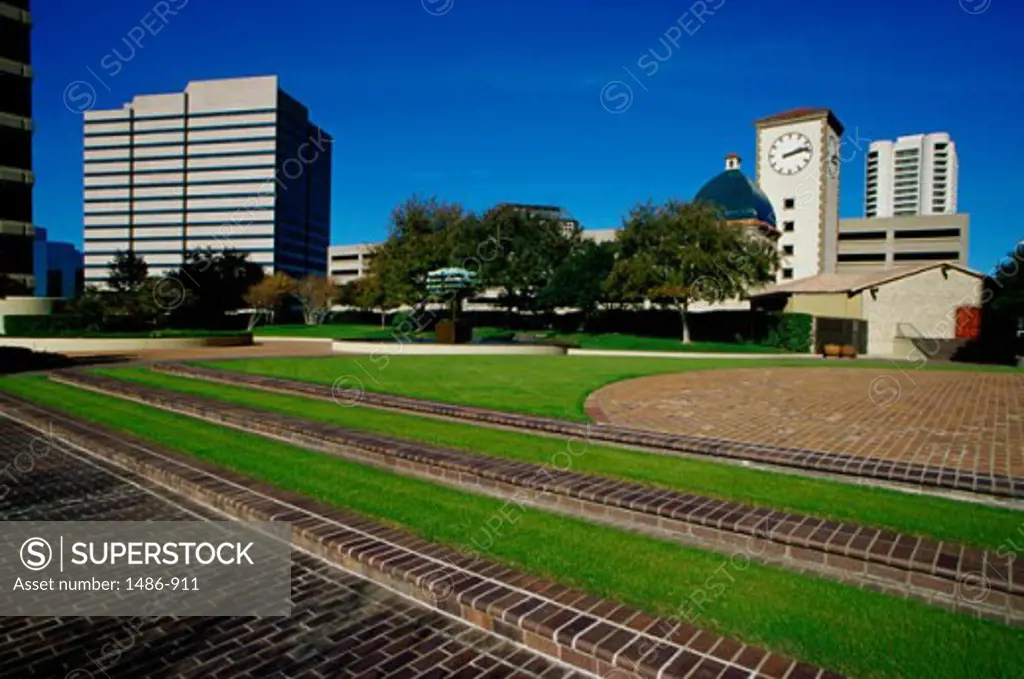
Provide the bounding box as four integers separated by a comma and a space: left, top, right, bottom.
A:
151, 363, 1024, 501
52, 371, 1024, 626
0, 392, 840, 679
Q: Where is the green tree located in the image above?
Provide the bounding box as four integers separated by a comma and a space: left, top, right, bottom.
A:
170, 248, 265, 326
538, 240, 616, 324
991, 242, 1024, 315
106, 250, 149, 293
369, 197, 471, 308
477, 205, 582, 315
989, 241, 1024, 359
607, 200, 780, 343
349, 275, 396, 327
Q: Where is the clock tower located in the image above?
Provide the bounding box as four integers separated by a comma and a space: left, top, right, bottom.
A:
755, 108, 843, 281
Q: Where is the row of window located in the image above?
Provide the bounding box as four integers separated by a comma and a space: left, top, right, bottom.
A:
86, 163, 278, 176
84, 193, 276, 204
84, 222, 277, 233
85, 177, 277, 188
85, 149, 276, 165
85, 122, 277, 139
837, 228, 961, 242
85, 207, 275, 216
85, 133, 277, 151
85, 107, 278, 126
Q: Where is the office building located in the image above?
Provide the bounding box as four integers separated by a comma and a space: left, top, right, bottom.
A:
33, 228, 83, 298
834, 214, 969, 274
865, 133, 958, 218
498, 203, 580, 235
83, 75, 332, 286
0, 0, 34, 295
329, 243, 376, 285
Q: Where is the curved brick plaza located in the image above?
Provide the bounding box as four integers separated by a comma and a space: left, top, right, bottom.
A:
586, 367, 1024, 479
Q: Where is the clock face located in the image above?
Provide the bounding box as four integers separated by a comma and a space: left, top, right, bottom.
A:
769, 132, 814, 175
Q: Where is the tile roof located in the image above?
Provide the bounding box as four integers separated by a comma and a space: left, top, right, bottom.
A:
748, 262, 981, 297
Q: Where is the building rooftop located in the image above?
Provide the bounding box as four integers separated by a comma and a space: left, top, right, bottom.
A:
755, 107, 844, 135
749, 262, 981, 297
694, 157, 777, 228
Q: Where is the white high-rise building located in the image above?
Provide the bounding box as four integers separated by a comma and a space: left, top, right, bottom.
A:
82, 76, 332, 286
865, 133, 958, 218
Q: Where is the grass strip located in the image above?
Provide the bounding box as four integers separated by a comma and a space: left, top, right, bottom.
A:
200, 355, 1023, 421
99, 366, 1024, 551
2, 375, 1021, 679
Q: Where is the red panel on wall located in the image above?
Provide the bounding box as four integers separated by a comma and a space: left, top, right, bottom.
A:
956, 306, 981, 340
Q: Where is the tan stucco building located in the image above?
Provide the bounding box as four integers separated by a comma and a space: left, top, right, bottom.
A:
750, 262, 982, 357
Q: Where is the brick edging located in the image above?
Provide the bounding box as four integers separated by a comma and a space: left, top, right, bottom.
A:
0, 392, 839, 679
151, 363, 1024, 501
52, 372, 1024, 626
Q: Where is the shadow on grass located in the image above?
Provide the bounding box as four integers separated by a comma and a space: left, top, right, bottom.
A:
0, 348, 132, 375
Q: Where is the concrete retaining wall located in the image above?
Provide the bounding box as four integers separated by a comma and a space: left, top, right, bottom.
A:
332, 340, 566, 356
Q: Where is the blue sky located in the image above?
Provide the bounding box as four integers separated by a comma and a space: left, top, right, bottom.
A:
32, 0, 1022, 271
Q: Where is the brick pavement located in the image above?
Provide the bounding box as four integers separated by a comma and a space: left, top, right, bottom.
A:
51, 370, 1024, 626
0, 392, 841, 679
0, 417, 583, 678
586, 368, 1024, 480
152, 363, 1024, 500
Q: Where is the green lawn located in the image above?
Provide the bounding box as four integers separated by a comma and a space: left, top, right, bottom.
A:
2, 375, 1021, 679
96, 367, 1024, 550
201, 354, 1022, 421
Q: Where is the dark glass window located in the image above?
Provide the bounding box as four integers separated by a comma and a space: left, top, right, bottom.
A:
0, 127, 31, 169
0, 71, 32, 118
893, 252, 960, 262
0, 180, 32, 222
838, 231, 886, 241
0, 233, 33, 275
894, 228, 960, 240
0, 17, 30, 64
837, 253, 886, 263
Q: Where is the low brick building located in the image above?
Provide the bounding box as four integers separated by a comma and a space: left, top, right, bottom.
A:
749, 262, 982, 357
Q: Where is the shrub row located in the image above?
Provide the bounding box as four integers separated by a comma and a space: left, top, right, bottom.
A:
330, 308, 813, 351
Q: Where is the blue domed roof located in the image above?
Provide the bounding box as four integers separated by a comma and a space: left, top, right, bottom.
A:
695, 168, 777, 228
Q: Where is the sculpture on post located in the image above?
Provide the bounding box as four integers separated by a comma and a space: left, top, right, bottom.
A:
427, 267, 477, 344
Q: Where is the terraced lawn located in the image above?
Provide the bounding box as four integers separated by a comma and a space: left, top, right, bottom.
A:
200, 354, 1023, 421
95, 367, 1024, 551
1, 375, 1022, 679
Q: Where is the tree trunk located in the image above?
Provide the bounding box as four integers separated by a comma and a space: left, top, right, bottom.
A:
678, 299, 691, 344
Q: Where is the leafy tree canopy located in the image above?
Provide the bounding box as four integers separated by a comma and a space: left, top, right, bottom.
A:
369, 196, 472, 308
106, 250, 149, 293
538, 240, 616, 320
476, 205, 582, 313
170, 248, 265, 323
607, 200, 780, 342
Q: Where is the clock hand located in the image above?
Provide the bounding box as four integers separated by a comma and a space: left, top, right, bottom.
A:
782, 146, 812, 159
